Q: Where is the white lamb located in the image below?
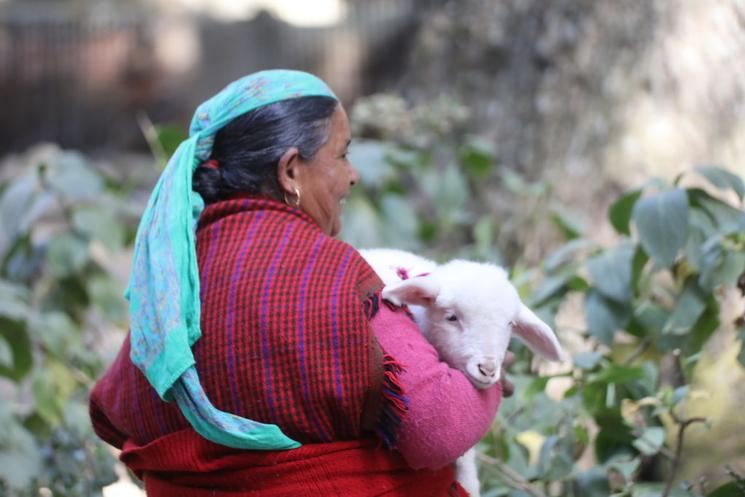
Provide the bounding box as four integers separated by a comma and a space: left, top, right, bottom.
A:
360, 248, 563, 497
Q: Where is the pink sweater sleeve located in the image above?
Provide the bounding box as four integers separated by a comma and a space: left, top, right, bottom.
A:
370, 303, 502, 470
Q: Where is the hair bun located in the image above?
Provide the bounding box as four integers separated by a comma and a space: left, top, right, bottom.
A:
192, 165, 223, 204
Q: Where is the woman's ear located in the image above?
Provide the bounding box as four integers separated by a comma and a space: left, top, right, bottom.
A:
277, 147, 301, 194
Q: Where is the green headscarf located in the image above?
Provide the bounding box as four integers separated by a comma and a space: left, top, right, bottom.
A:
126, 70, 337, 449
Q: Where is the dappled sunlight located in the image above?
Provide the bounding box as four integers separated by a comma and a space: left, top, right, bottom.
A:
606, 1, 745, 186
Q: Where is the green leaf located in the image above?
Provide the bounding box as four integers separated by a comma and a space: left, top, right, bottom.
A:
632, 483, 688, 497
87, 276, 128, 324
663, 278, 707, 335
544, 239, 596, 272
688, 297, 720, 355
585, 290, 631, 346
0, 280, 30, 321
458, 138, 495, 178
631, 300, 669, 335
0, 338, 10, 367
688, 188, 745, 235
606, 454, 641, 482
47, 152, 104, 201
550, 207, 585, 240
573, 351, 604, 370
472, 216, 503, 263
0, 404, 41, 490
0, 173, 36, 242
31, 362, 78, 426
573, 467, 611, 497
588, 243, 635, 303
0, 173, 51, 260
501, 169, 546, 197
340, 195, 386, 248
632, 426, 665, 455
348, 140, 396, 189
695, 165, 745, 202
536, 435, 574, 480
29, 312, 80, 357
631, 246, 649, 293
609, 189, 642, 235
154, 123, 188, 158
569, 275, 591, 291
712, 251, 745, 289
594, 410, 634, 461
632, 188, 689, 267
503, 437, 532, 477
524, 376, 550, 400
737, 322, 745, 368
45, 233, 89, 277
698, 237, 724, 291
686, 209, 718, 271
379, 193, 421, 250
592, 363, 647, 385
421, 164, 470, 225
0, 319, 32, 381
707, 481, 745, 497
72, 206, 125, 250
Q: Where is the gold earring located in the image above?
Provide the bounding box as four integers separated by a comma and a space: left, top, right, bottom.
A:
284, 186, 301, 207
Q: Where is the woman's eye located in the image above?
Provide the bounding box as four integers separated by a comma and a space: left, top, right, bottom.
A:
446, 314, 458, 322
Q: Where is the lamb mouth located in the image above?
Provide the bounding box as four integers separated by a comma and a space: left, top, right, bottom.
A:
466, 375, 497, 389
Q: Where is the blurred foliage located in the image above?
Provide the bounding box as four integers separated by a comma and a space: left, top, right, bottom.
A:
0, 145, 144, 496
1, 93, 744, 497
347, 92, 566, 266
345, 95, 745, 496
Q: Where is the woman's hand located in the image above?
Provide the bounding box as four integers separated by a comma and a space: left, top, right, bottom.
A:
500, 351, 516, 397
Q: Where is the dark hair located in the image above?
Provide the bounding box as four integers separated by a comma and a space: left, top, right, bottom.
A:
192, 96, 338, 204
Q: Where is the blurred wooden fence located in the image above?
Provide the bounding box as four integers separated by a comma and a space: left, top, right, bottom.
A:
0, 0, 436, 154
0, 9, 151, 152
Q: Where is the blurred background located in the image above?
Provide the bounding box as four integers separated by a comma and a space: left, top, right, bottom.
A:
0, 1, 744, 496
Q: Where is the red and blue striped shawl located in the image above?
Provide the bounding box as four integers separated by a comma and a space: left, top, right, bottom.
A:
90, 195, 391, 451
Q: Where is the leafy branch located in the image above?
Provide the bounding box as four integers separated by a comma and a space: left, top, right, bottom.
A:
662, 410, 708, 497
478, 453, 549, 497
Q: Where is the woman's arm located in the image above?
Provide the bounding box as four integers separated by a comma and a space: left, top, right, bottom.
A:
369, 303, 502, 470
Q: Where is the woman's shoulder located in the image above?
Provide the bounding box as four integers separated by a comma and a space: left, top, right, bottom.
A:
310, 235, 383, 300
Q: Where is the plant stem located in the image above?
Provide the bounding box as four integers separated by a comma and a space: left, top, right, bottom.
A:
137, 111, 167, 167
661, 410, 707, 497
477, 453, 549, 497
624, 338, 652, 365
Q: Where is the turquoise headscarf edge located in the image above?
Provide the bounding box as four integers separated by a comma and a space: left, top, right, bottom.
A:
125, 70, 337, 449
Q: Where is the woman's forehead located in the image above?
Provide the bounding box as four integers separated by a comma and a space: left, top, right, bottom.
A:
328, 106, 351, 144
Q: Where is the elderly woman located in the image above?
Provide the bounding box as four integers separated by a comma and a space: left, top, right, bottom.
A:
90, 70, 506, 497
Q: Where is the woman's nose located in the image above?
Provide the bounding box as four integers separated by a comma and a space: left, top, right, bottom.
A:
349, 165, 359, 186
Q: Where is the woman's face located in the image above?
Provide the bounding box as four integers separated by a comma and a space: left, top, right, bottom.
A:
295, 105, 358, 237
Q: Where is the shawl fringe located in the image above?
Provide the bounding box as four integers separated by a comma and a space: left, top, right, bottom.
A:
376, 353, 408, 448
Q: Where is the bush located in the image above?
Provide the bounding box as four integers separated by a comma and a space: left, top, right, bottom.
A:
0, 145, 149, 496
343, 94, 745, 496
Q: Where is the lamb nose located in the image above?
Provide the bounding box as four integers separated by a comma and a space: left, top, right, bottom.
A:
478, 360, 497, 377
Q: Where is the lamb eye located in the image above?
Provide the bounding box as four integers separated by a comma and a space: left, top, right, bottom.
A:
446, 314, 458, 322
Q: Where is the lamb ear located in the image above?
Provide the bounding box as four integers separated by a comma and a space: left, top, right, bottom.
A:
381, 275, 440, 307
511, 304, 564, 361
